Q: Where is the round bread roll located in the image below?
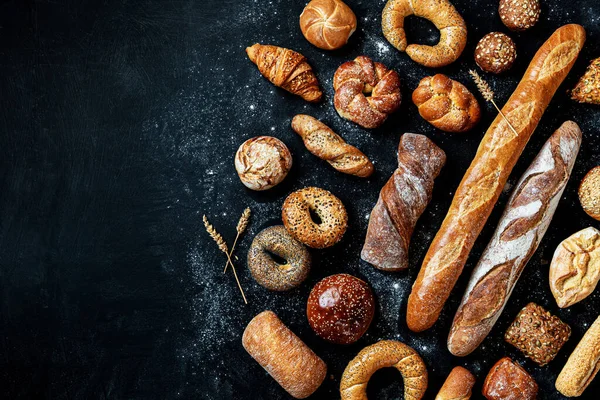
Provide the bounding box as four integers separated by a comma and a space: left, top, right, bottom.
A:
307, 274, 375, 344
475, 32, 517, 74
235, 136, 292, 191
300, 0, 357, 50
579, 166, 600, 221
282, 187, 348, 249
247, 226, 311, 291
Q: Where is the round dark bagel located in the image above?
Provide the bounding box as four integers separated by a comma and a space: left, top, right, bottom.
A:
282, 187, 348, 249
247, 225, 311, 291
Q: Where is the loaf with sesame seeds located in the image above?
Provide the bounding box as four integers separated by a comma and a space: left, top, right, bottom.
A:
579, 166, 600, 220
246, 44, 322, 102
361, 133, 446, 271
572, 57, 600, 105
407, 24, 586, 334
291, 114, 374, 177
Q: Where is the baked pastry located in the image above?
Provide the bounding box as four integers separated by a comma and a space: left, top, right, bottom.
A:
435, 366, 475, 400
333, 56, 401, 129
475, 32, 517, 74
247, 226, 311, 291
242, 311, 327, 398
235, 136, 292, 191
382, 0, 467, 67
447, 121, 582, 356
549, 227, 600, 308
246, 44, 322, 102
362, 134, 446, 271
282, 187, 348, 249
556, 315, 600, 397
291, 114, 374, 178
482, 357, 538, 400
306, 274, 375, 344
572, 57, 600, 104
504, 302, 571, 366
499, 0, 540, 31
407, 24, 586, 333
579, 166, 600, 220
299, 0, 357, 50
412, 74, 481, 132
340, 340, 427, 400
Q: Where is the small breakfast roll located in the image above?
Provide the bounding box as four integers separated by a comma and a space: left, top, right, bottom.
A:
435, 366, 476, 400
242, 311, 327, 399
556, 316, 600, 397
482, 357, 538, 400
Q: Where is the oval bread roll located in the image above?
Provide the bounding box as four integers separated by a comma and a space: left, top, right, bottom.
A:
435, 366, 476, 400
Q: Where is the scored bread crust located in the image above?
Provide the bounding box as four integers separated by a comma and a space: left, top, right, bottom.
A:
406, 24, 586, 333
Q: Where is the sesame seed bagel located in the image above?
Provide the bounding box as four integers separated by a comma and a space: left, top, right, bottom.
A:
282, 187, 348, 249
248, 226, 311, 291
340, 340, 428, 400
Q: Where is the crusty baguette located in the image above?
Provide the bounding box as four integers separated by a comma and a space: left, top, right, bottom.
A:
435, 366, 476, 400
242, 311, 327, 399
406, 24, 586, 332
556, 315, 600, 397
447, 121, 582, 356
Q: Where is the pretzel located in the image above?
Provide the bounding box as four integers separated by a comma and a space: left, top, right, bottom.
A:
333, 56, 401, 129
382, 0, 467, 67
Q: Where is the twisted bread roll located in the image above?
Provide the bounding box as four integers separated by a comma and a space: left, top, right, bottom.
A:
362, 133, 446, 271
333, 56, 401, 129
291, 115, 373, 177
300, 0, 357, 50
382, 0, 467, 67
340, 340, 428, 400
412, 74, 481, 132
246, 44, 322, 102
407, 24, 586, 333
447, 121, 582, 356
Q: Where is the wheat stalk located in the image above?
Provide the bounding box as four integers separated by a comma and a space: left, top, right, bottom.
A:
469, 70, 519, 138
203, 215, 248, 304
224, 208, 251, 273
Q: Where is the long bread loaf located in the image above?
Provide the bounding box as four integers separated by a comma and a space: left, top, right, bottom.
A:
406, 24, 586, 332
447, 121, 582, 356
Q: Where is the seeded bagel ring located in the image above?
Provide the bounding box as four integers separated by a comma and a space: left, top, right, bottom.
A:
282, 187, 348, 249
248, 226, 311, 291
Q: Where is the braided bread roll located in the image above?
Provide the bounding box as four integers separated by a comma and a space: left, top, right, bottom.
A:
291, 115, 374, 177
361, 133, 446, 271
246, 44, 322, 102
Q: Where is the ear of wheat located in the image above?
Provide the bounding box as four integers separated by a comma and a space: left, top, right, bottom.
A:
203, 215, 248, 304
224, 208, 251, 273
469, 70, 519, 137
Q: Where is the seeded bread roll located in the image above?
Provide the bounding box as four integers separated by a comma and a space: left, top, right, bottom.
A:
579, 166, 600, 220
556, 315, 600, 397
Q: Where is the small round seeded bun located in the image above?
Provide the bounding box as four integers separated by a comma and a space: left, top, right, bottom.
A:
475, 32, 517, 74
499, 0, 540, 32
579, 166, 600, 221
282, 187, 348, 249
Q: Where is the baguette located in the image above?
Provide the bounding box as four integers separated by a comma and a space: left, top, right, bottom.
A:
406, 24, 586, 332
447, 121, 582, 356
435, 366, 476, 400
556, 315, 600, 397
242, 311, 327, 398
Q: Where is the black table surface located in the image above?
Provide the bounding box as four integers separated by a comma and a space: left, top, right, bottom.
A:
1, 0, 600, 398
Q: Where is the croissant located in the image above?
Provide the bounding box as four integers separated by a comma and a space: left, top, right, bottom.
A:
291, 114, 374, 178
361, 133, 446, 271
246, 44, 323, 102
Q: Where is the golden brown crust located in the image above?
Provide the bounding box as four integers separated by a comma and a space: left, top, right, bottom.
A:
556, 316, 600, 397
381, 0, 467, 67
291, 115, 374, 177
549, 227, 600, 308
282, 187, 348, 249
412, 74, 481, 132
579, 166, 600, 220
340, 340, 428, 400
333, 56, 401, 129
406, 24, 586, 333
483, 357, 538, 400
235, 136, 292, 190
300, 0, 357, 50
246, 44, 322, 102
435, 366, 476, 400
242, 311, 327, 399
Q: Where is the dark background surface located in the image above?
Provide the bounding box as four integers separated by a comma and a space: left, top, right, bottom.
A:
1, 0, 599, 398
